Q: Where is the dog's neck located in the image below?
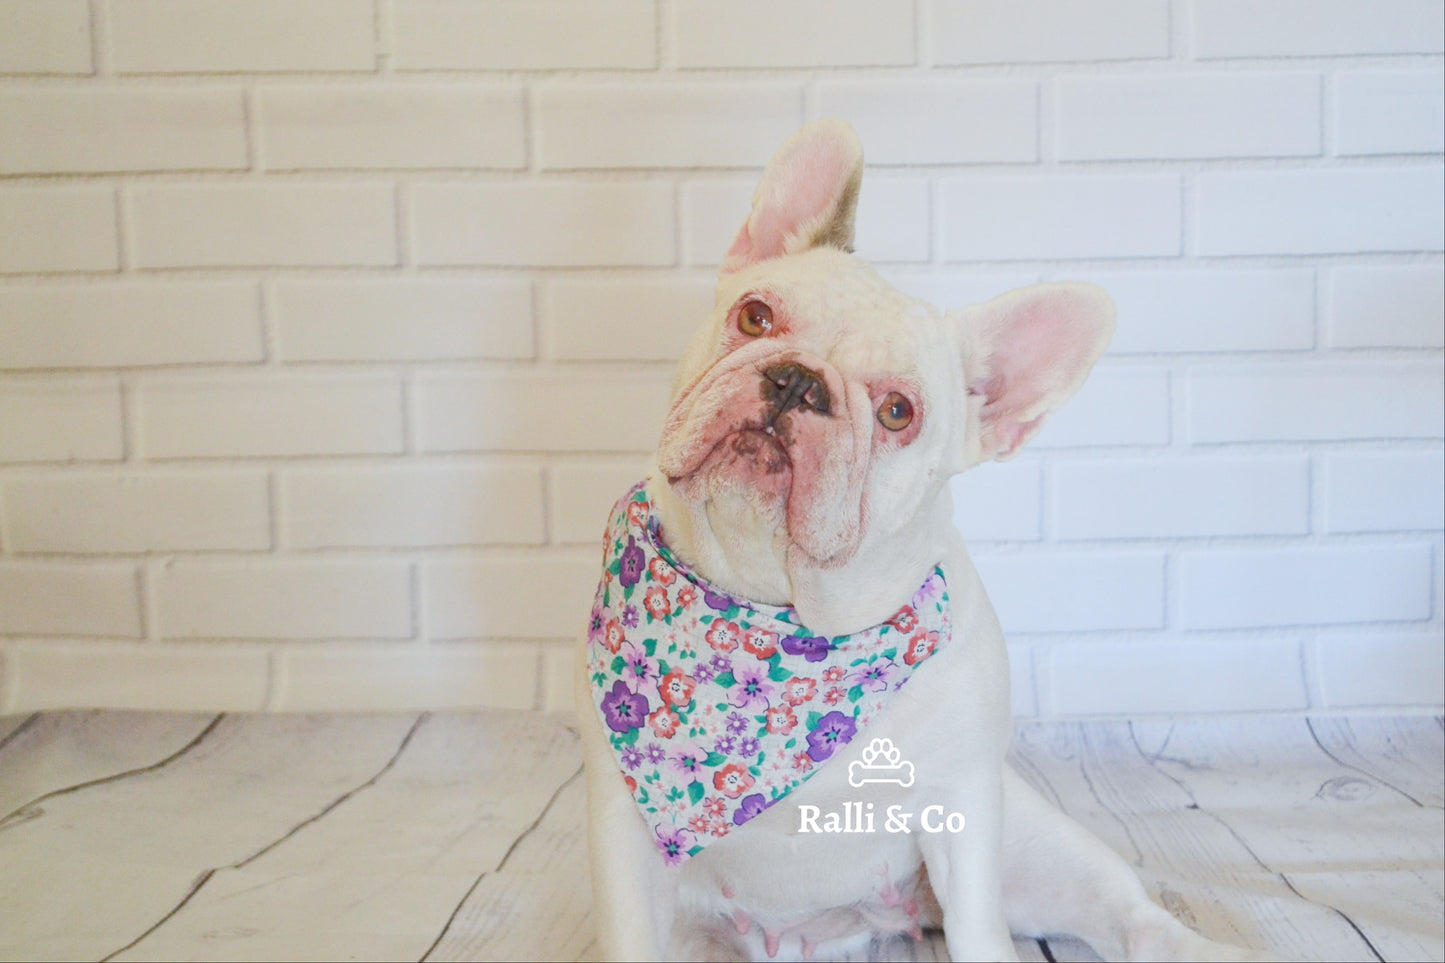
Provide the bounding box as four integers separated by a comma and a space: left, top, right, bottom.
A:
647, 471, 957, 637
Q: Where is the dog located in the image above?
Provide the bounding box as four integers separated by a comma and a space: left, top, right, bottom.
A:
578, 119, 1264, 962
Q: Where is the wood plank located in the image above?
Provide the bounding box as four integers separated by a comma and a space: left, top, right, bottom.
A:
1306, 716, 1445, 809
0, 710, 218, 819
108, 712, 584, 963
0, 714, 35, 748
0, 713, 421, 963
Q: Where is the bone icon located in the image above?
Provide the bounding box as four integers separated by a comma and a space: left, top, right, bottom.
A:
847, 737, 915, 788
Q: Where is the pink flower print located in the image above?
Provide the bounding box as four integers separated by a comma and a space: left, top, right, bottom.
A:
655, 824, 695, 866
688, 813, 712, 835
705, 620, 740, 653
741, 627, 778, 660
765, 704, 798, 735
647, 555, 676, 586
821, 665, 846, 683
670, 743, 709, 778
903, 630, 939, 666
600, 617, 625, 654
729, 661, 778, 711
824, 686, 846, 705
676, 584, 698, 609
626, 498, 650, 530
912, 571, 945, 609
709, 819, 731, 838
643, 586, 671, 621
618, 640, 659, 692
713, 763, 755, 799
792, 752, 813, 773
658, 668, 697, 709
849, 658, 896, 694
647, 705, 681, 739
781, 676, 817, 706
702, 796, 727, 818
887, 606, 919, 633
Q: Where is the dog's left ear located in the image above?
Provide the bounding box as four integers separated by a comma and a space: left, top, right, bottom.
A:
954, 282, 1116, 463
721, 118, 863, 274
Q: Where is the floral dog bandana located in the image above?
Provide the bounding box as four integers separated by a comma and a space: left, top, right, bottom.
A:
585, 482, 950, 866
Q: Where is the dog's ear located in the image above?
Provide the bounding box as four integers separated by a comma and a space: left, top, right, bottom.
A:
721, 118, 863, 275
954, 282, 1116, 463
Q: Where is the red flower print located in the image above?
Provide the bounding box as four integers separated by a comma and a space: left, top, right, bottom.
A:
643, 586, 671, 621
888, 606, 919, 633
710, 819, 730, 837
705, 620, 740, 653
741, 627, 778, 660
625, 775, 638, 794
904, 630, 938, 666
688, 813, 711, 835
824, 686, 846, 705
781, 676, 817, 705
647, 706, 681, 739
647, 556, 675, 586
765, 704, 797, 735
601, 618, 625, 654
626, 499, 649, 529
659, 668, 697, 708
713, 763, 755, 798
676, 585, 698, 609
702, 796, 727, 818
792, 752, 813, 773
821, 665, 846, 683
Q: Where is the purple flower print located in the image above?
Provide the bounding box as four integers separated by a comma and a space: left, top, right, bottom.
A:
912, 571, 945, 610
726, 711, 749, 735
710, 653, 732, 676
644, 742, 667, 765
733, 793, 772, 826
693, 662, 716, 684
703, 589, 737, 612
621, 605, 640, 629
656, 824, 697, 867
600, 680, 648, 734
618, 640, 659, 692
729, 661, 778, 711
620, 746, 643, 770
806, 710, 858, 762
588, 601, 605, 636
781, 635, 834, 663
619, 536, 646, 588
849, 658, 897, 694
713, 735, 737, 755
738, 737, 759, 758
670, 744, 709, 777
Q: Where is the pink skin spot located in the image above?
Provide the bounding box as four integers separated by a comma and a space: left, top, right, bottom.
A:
733, 910, 750, 936
910, 923, 924, 943
764, 928, 781, 958
721, 882, 735, 900
801, 936, 818, 961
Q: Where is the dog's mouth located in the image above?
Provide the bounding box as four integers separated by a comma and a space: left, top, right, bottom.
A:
670, 425, 795, 504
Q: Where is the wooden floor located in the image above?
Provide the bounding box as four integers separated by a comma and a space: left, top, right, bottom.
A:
0, 711, 1439, 963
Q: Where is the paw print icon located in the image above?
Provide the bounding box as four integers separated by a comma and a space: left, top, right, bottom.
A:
847, 737, 915, 788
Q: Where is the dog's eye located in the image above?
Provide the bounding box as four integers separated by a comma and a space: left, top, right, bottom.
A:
738, 300, 773, 337
876, 392, 914, 431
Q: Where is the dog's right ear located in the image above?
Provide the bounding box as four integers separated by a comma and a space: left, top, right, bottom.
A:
721, 118, 864, 275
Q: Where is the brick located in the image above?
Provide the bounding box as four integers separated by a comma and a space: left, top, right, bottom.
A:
424, 554, 597, 639
972, 551, 1166, 632
535, 84, 803, 169
111, 0, 376, 73
131, 184, 397, 268
549, 459, 653, 544
273, 279, 533, 362
282, 463, 546, 548
545, 278, 713, 362
1193, 0, 1444, 58
940, 174, 1181, 261
1197, 169, 1445, 256
260, 85, 526, 170
1188, 362, 1443, 443
539, 642, 579, 714
1031, 366, 1171, 449
0, 380, 122, 463
414, 371, 671, 454
0, 562, 141, 637
276, 644, 539, 711
0, 1, 91, 74
1007, 643, 1037, 716
1316, 634, 1444, 708
8, 643, 270, 711
950, 458, 1042, 542
393, 0, 655, 70
685, 176, 930, 265
931, 0, 1169, 64
156, 560, 412, 639
880, 272, 1042, 310
139, 375, 403, 459
0, 187, 117, 274
1052, 639, 1307, 714
1180, 545, 1433, 629
819, 80, 1037, 164
1324, 452, 1445, 533
1329, 267, 1444, 349
3, 471, 271, 553
0, 282, 263, 368
1053, 454, 1310, 540
412, 182, 674, 267
1056, 72, 1320, 160
675, 0, 914, 67
0, 88, 247, 175
1337, 70, 1445, 156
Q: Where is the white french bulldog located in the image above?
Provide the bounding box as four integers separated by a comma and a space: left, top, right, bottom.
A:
578, 119, 1262, 963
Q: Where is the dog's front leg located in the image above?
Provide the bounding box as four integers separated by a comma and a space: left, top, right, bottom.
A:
918, 769, 1019, 963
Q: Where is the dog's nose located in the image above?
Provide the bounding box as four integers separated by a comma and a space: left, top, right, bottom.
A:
762, 362, 831, 423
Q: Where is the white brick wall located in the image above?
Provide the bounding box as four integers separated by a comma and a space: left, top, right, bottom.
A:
0, 1, 1439, 719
